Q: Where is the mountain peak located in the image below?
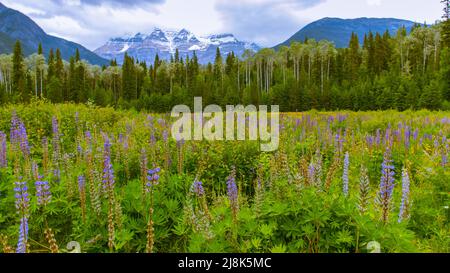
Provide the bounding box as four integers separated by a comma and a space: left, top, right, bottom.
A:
276, 17, 417, 48
95, 27, 260, 65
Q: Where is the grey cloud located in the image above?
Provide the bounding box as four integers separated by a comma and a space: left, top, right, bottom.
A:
9, 0, 165, 19
52, 0, 165, 7
289, 0, 326, 8
3, 0, 164, 49
215, 0, 325, 46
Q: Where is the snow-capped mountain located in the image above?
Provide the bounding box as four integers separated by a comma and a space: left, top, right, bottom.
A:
94, 28, 260, 65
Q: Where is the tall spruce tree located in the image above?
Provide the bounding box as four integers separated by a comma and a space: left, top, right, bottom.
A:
47, 49, 55, 80
12, 40, 27, 101
38, 43, 43, 55
441, 0, 450, 100
442, 0, 450, 48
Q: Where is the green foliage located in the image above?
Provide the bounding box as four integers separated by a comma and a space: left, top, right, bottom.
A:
0, 103, 448, 253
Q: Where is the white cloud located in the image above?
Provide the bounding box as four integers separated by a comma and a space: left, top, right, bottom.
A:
2, 2, 46, 16
1, 0, 444, 50
366, 0, 382, 6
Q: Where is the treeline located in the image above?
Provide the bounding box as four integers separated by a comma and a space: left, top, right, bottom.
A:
1, 19, 450, 112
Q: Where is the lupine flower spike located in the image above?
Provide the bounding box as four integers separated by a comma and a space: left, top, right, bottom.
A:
398, 168, 411, 223
14, 180, 30, 253
343, 152, 350, 197
146, 167, 161, 253
377, 148, 396, 224
227, 167, 239, 224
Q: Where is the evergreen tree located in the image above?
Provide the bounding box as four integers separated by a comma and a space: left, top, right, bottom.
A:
38, 43, 43, 55
153, 53, 160, 81
68, 56, 77, 101
175, 49, 180, 63
47, 49, 55, 80
12, 40, 27, 101
214, 47, 223, 80
76, 59, 86, 102
419, 80, 442, 109
75, 48, 80, 62
442, 0, 450, 48
55, 49, 64, 80
122, 53, 137, 100
347, 32, 362, 81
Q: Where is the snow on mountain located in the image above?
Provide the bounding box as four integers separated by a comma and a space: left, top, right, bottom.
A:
94, 28, 260, 65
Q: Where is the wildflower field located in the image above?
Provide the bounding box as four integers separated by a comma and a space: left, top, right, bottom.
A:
0, 101, 449, 253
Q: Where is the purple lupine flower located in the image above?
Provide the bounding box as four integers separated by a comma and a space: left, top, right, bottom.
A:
335, 131, 344, 153
102, 135, 115, 190
18, 121, 30, 158
15, 180, 30, 215
337, 114, 347, 123
52, 116, 61, 166
85, 130, 92, 143
123, 136, 129, 151
314, 151, 323, 187
192, 180, 205, 197
162, 130, 168, 142
35, 176, 51, 206
145, 167, 161, 192
398, 168, 411, 223
375, 129, 381, 146
31, 161, 39, 180
77, 144, 83, 155
10, 112, 21, 148
16, 217, 29, 253
52, 116, 60, 147
413, 129, 419, 141
404, 126, 411, 149
366, 135, 374, 149
53, 169, 61, 183
328, 116, 335, 124
78, 175, 85, 192
384, 126, 391, 147
0, 131, 7, 168
177, 139, 185, 149
118, 133, 124, 145
442, 139, 449, 167
14, 180, 29, 253
146, 115, 153, 127
434, 139, 440, 149
308, 162, 316, 185
75, 112, 79, 125
226, 168, 238, 212
85, 131, 92, 154
377, 148, 396, 223
11, 114, 30, 158
343, 152, 350, 197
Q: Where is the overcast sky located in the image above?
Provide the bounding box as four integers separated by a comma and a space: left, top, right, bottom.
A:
2, 0, 444, 50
